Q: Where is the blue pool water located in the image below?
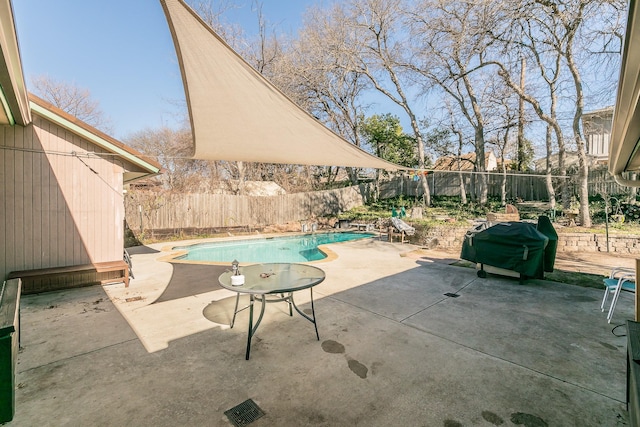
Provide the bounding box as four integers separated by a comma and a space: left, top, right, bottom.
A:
174, 232, 374, 263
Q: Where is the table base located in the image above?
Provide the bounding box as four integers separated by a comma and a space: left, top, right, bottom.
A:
230, 288, 319, 360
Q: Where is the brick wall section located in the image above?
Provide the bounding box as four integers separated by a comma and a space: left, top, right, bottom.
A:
421, 225, 640, 255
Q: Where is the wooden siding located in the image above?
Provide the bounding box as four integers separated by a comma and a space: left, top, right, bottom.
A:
0, 115, 128, 281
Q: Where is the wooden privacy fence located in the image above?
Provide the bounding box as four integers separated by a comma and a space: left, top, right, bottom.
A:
125, 168, 631, 233
587, 167, 635, 197
125, 185, 371, 232
384, 168, 632, 201
381, 172, 550, 200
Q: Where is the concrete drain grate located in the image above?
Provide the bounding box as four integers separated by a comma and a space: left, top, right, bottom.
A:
224, 399, 265, 426
444, 292, 460, 298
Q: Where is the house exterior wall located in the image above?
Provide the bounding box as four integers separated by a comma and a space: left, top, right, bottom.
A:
587, 129, 610, 157
0, 114, 125, 281
434, 152, 498, 172
582, 109, 613, 158
486, 152, 497, 171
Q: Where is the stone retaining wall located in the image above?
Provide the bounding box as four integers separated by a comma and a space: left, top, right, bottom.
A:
420, 226, 467, 250
557, 232, 640, 254
421, 225, 640, 255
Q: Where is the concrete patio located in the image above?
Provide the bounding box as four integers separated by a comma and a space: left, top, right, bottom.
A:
7, 237, 635, 426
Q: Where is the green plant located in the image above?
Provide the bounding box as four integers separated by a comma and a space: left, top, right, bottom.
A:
429, 196, 505, 221
337, 195, 640, 234
338, 205, 383, 221
622, 203, 640, 222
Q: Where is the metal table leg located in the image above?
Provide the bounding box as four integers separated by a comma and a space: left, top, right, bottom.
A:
246, 294, 267, 360
290, 288, 319, 341
230, 292, 240, 328
234, 289, 319, 359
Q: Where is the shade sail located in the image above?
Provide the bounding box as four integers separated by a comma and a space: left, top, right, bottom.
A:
160, 0, 402, 170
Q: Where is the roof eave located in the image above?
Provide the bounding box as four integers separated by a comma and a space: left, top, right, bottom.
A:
609, 0, 640, 185
0, 0, 31, 126
28, 94, 161, 176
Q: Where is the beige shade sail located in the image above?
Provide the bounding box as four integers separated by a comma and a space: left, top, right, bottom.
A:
160, 0, 402, 171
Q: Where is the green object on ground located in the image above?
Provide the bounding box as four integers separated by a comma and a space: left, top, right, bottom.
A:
0, 279, 21, 423
536, 215, 558, 272
460, 221, 550, 279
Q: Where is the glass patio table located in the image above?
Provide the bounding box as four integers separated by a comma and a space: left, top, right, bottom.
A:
218, 263, 325, 360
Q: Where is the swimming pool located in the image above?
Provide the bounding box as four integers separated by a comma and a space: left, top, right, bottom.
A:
173, 232, 375, 263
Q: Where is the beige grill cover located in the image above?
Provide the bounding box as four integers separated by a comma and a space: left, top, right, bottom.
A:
160, 0, 401, 170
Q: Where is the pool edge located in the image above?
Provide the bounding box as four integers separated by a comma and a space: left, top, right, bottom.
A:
157, 232, 374, 265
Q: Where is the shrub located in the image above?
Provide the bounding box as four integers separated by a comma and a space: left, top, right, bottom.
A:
622, 203, 640, 222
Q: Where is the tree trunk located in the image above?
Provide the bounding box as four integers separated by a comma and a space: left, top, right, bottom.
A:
457, 141, 467, 205
459, 171, 467, 205
565, 19, 591, 227
462, 71, 488, 204
500, 156, 507, 206
558, 141, 569, 209
236, 161, 245, 195
544, 125, 556, 212
346, 167, 359, 186
474, 127, 488, 204
407, 108, 431, 206
577, 154, 591, 227
517, 57, 526, 171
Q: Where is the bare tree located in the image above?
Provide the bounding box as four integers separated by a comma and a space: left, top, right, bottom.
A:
183, 0, 625, 213
283, 4, 374, 185
125, 126, 213, 192
30, 75, 113, 132
486, 87, 520, 206
555, 0, 625, 228
326, 0, 432, 205
407, 0, 502, 204
426, 104, 471, 205
193, 0, 245, 45
559, 0, 592, 226
490, 0, 624, 227
243, 1, 285, 75
484, 27, 565, 212
448, 123, 469, 205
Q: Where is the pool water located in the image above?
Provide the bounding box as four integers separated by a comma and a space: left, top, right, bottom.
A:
173, 232, 374, 263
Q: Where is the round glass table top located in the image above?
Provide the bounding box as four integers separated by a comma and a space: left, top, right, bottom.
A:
218, 263, 325, 294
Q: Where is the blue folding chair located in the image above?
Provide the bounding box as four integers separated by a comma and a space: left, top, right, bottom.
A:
602, 267, 635, 323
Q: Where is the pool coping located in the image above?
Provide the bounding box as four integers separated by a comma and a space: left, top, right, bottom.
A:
156, 230, 377, 266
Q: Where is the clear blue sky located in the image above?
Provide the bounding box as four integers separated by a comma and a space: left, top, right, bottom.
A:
12, 0, 319, 140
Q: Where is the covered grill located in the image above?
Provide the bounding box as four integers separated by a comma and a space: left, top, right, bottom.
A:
460, 216, 557, 282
